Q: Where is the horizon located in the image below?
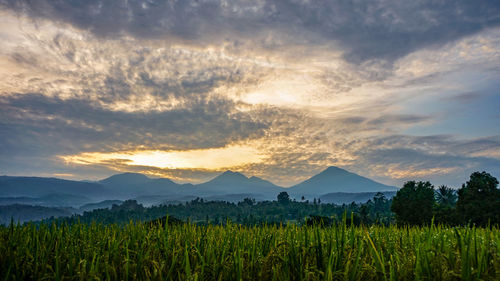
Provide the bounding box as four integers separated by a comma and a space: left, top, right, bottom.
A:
3, 166, 497, 190
1, 1, 500, 187
2, 166, 357, 187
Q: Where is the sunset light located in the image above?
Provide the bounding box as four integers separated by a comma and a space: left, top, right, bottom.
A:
60, 144, 264, 170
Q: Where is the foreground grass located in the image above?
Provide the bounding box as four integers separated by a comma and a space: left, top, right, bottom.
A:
1, 221, 500, 280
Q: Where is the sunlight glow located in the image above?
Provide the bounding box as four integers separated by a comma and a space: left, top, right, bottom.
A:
60, 144, 264, 169
241, 73, 319, 107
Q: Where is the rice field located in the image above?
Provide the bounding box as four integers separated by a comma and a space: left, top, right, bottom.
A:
1, 221, 500, 280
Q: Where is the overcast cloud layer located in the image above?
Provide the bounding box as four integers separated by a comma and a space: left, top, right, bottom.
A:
0, 0, 499, 187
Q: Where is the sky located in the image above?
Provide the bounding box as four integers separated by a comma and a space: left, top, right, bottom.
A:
0, 0, 499, 187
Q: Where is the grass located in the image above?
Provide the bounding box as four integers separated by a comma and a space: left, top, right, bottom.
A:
1, 220, 500, 280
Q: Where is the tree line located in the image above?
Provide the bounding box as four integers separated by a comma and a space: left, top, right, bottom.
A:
391, 171, 500, 226
46, 192, 393, 226
41, 171, 498, 227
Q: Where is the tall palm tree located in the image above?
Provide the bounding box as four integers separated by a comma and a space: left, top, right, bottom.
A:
435, 185, 457, 207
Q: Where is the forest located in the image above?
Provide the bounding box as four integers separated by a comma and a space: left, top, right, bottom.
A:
2, 171, 500, 280
42, 171, 499, 228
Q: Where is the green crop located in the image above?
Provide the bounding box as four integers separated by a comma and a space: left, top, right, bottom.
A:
1, 220, 499, 280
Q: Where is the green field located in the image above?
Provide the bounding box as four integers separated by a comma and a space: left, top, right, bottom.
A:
2, 220, 500, 281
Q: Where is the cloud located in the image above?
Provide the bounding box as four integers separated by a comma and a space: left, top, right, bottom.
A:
2, 0, 499, 63
362, 147, 500, 186
366, 114, 431, 126
60, 144, 265, 170
442, 92, 483, 103
2, 90, 499, 186
344, 135, 500, 186
0, 3, 499, 187
0, 93, 269, 155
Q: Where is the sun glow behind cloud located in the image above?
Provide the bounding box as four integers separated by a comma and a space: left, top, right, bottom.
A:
60, 144, 265, 170
1, 2, 499, 186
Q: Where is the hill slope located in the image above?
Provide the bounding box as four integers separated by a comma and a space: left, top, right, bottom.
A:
0, 176, 109, 200
98, 173, 183, 198
193, 171, 284, 199
289, 166, 397, 197
1, 167, 398, 205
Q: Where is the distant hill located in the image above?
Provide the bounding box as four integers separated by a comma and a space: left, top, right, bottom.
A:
99, 173, 151, 186
79, 200, 123, 212
319, 191, 397, 205
99, 173, 186, 198
0, 167, 398, 208
0, 194, 91, 207
0, 204, 75, 225
289, 166, 397, 197
0, 176, 109, 200
193, 171, 284, 199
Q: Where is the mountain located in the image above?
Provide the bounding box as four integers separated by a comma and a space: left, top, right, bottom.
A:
289, 166, 397, 197
0, 167, 398, 207
99, 173, 151, 186
145, 178, 193, 195
98, 173, 183, 198
0, 176, 109, 200
193, 171, 284, 199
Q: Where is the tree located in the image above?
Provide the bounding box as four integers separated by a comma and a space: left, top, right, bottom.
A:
434, 185, 458, 225
238, 198, 255, 206
456, 171, 500, 226
359, 204, 370, 224
435, 185, 457, 207
373, 192, 387, 213
277, 192, 290, 204
111, 200, 143, 211
391, 181, 435, 225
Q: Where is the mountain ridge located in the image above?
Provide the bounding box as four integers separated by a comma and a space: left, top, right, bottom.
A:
193, 170, 283, 197
99, 172, 151, 186
1, 167, 398, 205
289, 166, 397, 196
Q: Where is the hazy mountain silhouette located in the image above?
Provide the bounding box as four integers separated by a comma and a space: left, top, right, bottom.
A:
193, 171, 283, 198
289, 166, 397, 197
0, 166, 397, 205
0, 176, 109, 199
0, 194, 91, 207
79, 200, 123, 212
99, 173, 186, 198
0, 204, 74, 224
99, 173, 150, 186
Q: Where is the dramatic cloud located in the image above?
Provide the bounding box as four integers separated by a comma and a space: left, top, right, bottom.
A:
0, 1, 499, 186
3, 0, 500, 62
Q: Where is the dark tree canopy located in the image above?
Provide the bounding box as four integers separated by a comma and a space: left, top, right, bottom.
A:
433, 185, 458, 225
435, 185, 457, 208
277, 192, 291, 204
238, 198, 255, 206
457, 171, 500, 226
391, 181, 435, 226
